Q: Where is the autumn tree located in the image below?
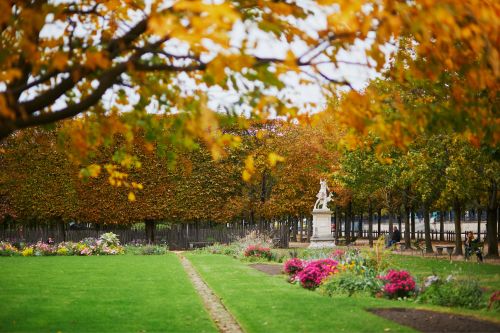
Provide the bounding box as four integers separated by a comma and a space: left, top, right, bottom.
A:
1, 1, 497, 154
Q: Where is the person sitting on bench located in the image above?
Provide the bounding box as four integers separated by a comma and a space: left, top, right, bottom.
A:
387, 226, 401, 247
464, 231, 483, 262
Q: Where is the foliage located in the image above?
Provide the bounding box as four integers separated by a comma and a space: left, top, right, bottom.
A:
419, 276, 484, 309
99, 232, 121, 247
364, 237, 393, 273
320, 271, 383, 297
139, 245, 169, 255
378, 270, 416, 299
297, 258, 339, 290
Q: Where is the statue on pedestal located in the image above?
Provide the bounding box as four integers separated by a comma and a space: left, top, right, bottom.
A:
309, 178, 335, 248
314, 179, 332, 210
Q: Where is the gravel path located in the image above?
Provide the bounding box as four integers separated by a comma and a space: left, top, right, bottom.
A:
176, 253, 244, 333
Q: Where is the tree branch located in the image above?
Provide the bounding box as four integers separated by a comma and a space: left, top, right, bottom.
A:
11, 63, 127, 133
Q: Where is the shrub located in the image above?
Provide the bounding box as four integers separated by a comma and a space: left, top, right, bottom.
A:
99, 232, 120, 247
244, 245, 273, 260
321, 271, 383, 297
284, 258, 304, 276
140, 245, 168, 255
34, 241, 56, 256
81, 237, 99, 247
419, 278, 483, 308
0, 242, 19, 256
297, 259, 338, 290
21, 246, 34, 257
378, 270, 416, 299
56, 247, 69, 256
57, 242, 76, 256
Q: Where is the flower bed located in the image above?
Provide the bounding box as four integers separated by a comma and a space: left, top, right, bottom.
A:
0, 233, 126, 257
244, 245, 273, 260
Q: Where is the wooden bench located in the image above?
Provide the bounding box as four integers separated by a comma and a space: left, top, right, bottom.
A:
412, 240, 425, 256
465, 241, 484, 262
435, 245, 455, 261
395, 241, 406, 252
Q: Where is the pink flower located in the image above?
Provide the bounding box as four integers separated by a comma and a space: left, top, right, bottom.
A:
378, 269, 415, 298
284, 258, 304, 276
297, 259, 338, 289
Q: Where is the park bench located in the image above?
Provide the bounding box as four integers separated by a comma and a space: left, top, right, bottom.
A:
465, 241, 484, 262
435, 245, 455, 261
412, 239, 425, 256
394, 241, 406, 252
335, 237, 357, 246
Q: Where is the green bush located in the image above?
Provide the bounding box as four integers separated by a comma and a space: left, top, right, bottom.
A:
140, 245, 168, 255
320, 271, 383, 297
419, 278, 483, 309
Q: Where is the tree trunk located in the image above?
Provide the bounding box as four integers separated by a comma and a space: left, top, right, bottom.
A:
291, 216, 297, 242
486, 181, 499, 257
299, 216, 304, 242
423, 206, 433, 253
145, 219, 155, 244
57, 220, 66, 242
388, 212, 394, 239
368, 203, 374, 248
350, 205, 356, 240
397, 214, 402, 232
358, 213, 363, 238
334, 207, 339, 240
345, 202, 351, 243
404, 206, 411, 248
411, 209, 416, 239
439, 211, 445, 241
453, 203, 463, 255
477, 208, 482, 241
377, 207, 382, 237
307, 217, 313, 242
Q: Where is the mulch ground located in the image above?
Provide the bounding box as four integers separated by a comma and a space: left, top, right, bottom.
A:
249, 263, 283, 275
369, 308, 500, 333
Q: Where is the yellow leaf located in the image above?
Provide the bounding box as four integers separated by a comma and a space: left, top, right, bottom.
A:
244, 155, 255, 173
87, 164, 102, 178
128, 192, 136, 202
268, 152, 285, 167
242, 169, 252, 182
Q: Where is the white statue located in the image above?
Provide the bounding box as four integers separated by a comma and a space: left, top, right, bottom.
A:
314, 178, 332, 210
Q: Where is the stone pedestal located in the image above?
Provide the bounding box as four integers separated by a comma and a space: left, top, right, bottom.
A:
309, 208, 335, 248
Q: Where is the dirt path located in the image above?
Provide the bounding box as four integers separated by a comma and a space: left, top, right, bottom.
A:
369, 308, 500, 332
176, 252, 244, 333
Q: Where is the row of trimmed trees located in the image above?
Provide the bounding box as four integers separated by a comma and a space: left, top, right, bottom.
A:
0, 119, 334, 232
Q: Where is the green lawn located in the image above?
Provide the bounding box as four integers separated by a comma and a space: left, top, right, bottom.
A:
391, 254, 500, 290
186, 253, 418, 333
0, 254, 217, 333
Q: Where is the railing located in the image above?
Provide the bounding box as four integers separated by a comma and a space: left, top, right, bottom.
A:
335, 230, 488, 242
0, 222, 290, 250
